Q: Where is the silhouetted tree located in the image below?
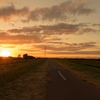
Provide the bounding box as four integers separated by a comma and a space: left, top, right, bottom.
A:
23, 54, 35, 59
18, 54, 21, 58
23, 54, 28, 59
28, 56, 35, 59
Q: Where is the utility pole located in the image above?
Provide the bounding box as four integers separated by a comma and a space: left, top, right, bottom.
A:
44, 46, 46, 58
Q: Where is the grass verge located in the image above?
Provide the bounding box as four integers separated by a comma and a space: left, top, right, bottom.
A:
0, 58, 49, 100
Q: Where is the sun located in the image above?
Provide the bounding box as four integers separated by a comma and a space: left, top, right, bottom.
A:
0, 50, 10, 57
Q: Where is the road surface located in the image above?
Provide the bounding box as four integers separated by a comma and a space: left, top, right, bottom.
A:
45, 60, 100, 100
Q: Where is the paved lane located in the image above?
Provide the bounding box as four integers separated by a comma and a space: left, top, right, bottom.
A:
45, 60, 100, 100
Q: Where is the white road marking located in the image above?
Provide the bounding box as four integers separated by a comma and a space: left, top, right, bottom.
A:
58, 71, 66, 80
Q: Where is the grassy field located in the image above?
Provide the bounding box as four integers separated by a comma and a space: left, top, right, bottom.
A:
1, 57, 100, 99
0, 58, 49, 100
53, 58, 100, 89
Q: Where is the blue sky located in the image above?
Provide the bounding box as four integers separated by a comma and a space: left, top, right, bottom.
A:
0, 0, 100, 58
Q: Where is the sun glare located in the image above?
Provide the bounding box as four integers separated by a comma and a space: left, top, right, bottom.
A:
0, 50, 10, 57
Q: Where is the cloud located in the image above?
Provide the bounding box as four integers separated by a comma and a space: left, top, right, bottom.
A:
8, 22, 100, 41
19, 48, 39, 52
47, 42, 64, 44
0, 30, 98, 56
0, 0, 7, 2
0, 0, 95, 22
26, 0, 95, 22
73, 50, 100, 55
0, 29, 98, 56
1, 45, 16, 48
83, 28, 100, 33
0, 31, 44, 44
34, 42, 97, 52
8, 26, 41, 34
4, 22, 100, 46
92, 23, 100, 27
0, 4, 29, 21
8, 23, 81, 35
48, 50, 100, 55
41, 23, 80, 35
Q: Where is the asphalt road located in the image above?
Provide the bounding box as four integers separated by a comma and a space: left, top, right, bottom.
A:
45, 60, 100, 100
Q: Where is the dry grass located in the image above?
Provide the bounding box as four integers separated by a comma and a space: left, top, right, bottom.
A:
0, 58, 49, 100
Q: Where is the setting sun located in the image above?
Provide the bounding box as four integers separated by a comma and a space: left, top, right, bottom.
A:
0, 50, 10, 57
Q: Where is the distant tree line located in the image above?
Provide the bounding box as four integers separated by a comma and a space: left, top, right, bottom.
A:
23, 54, 35, 59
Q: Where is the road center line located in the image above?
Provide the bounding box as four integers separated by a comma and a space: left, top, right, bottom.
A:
58, 71, 66, 80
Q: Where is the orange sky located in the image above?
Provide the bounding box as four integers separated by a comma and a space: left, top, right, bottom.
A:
0, 0, 100, 58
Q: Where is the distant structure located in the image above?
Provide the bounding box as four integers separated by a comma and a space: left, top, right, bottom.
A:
44, 46, 46, 58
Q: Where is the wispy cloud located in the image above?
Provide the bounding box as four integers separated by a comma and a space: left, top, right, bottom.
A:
26, 0, 95, 22
0, 0, 95, 22
92, 23, 100, 27
0, 31, 44, 44
0, 4, 29, 21
9, 23, 80, 35
83, 28, 100, 33
34, 42, 97, 52
48, 50, 100, 55
1, 45, 16, 48
8, 23, 99, 36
